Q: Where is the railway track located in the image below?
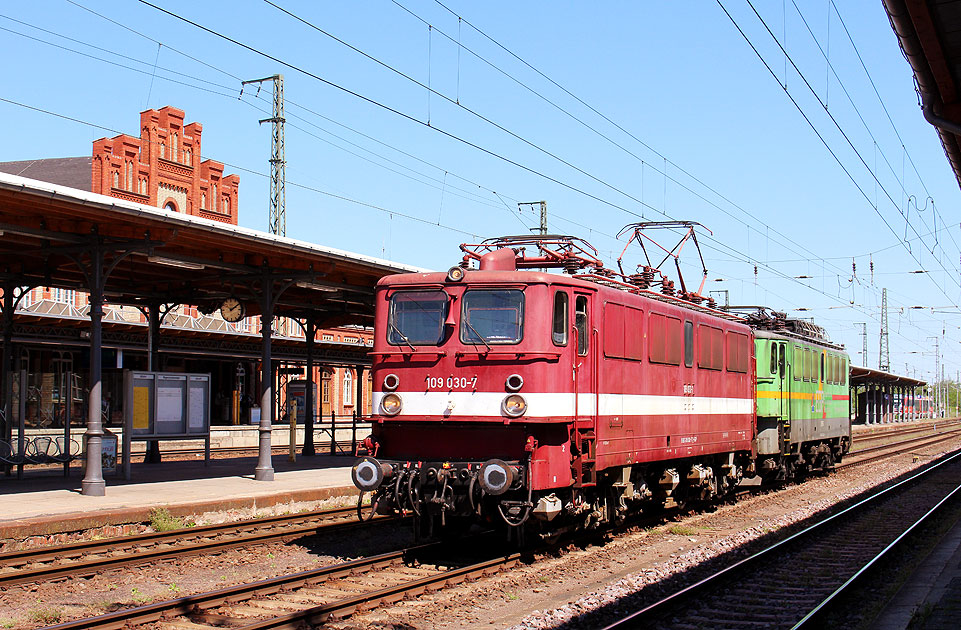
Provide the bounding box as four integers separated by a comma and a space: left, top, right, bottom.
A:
851, 418, 961, 448
0, 506, 397, 588
841, 423, 961, 468
601, 448, 961, 629
43, 537, 521, 630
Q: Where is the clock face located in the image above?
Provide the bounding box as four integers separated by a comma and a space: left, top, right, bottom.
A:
220, 297, 245, 323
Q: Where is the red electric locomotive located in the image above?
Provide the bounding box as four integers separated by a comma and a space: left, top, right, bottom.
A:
352, 229, 756, 537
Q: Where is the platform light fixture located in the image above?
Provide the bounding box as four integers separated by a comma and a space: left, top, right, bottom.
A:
295, 281, 338, 292
147, 255, 205, 270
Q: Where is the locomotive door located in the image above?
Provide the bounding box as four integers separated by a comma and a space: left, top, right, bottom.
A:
778, 342, 791, 454
572, 292, 597, 487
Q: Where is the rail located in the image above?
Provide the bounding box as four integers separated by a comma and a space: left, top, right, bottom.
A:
601, 448, 961, 629
0, 505, 398, 588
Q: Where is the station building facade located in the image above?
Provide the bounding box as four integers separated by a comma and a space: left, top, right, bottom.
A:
0, 106, 371, 437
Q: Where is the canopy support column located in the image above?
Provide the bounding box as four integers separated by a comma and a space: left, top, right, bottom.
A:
302, 315, 316, 457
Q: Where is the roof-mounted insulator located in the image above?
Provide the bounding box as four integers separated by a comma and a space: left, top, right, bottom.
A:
661, 278, 675, 297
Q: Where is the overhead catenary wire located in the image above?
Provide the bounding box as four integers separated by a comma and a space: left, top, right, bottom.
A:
6, 3, 954, 370
717, 0, 960, 309
85, 3, 960, 339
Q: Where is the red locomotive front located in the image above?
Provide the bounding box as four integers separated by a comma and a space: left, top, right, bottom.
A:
352, 234, 755, 537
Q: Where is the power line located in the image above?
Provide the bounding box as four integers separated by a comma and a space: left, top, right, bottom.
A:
718, 0, 959, 308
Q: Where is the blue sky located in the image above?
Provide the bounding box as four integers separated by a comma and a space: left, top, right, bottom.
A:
2, 1, 959, 383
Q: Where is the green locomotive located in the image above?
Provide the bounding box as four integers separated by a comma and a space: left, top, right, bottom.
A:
751, 313, 851, 480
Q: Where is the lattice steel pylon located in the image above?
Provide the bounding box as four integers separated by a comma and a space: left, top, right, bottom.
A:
242, 74, 286, 236
855, 322, 867, 366
879, 288, 890, 372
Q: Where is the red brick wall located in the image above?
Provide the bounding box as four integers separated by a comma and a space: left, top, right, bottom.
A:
91, 106, 239, 225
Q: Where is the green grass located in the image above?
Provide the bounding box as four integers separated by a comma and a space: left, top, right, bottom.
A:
148, 507, 185, 532
667, 524, 700, 536
29, 608, 62, 625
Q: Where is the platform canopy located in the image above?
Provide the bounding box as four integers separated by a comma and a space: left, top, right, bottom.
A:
884, 0, 961, 190
0, 171, 423, 325
850, 365, 927, 388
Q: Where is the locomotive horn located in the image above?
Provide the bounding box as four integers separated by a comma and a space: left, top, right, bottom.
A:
352, 456, 392, 491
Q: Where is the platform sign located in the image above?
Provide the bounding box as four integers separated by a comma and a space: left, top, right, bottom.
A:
285, 380, 316, 424
122, 371, 211, 480
124, 371, 211, 437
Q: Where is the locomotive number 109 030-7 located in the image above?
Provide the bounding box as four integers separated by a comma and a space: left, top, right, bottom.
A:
426, 375, 478, 390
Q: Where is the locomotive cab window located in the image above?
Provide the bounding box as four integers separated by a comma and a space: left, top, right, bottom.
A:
552, 291, 569, 346
388, 290, 449, 345
779, 344, 786, 378
461, 289, 525, 345
770, 344, 777, 375
575, 295, 589, 356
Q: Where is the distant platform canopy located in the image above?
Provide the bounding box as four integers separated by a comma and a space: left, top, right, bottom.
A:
850, 365, 927, 388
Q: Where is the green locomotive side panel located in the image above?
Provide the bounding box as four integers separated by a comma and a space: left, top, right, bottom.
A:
754, 330, 851, 456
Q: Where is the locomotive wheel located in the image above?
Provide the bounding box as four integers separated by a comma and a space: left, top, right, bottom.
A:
356, 491, 382, 522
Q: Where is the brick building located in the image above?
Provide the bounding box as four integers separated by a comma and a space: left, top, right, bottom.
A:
0, 106, 239, 224
92, 106, 239, 224
1, 106, 372, 426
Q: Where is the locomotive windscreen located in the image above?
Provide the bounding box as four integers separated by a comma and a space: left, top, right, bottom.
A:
460, 289, 525, 344
388, 290, 448, 345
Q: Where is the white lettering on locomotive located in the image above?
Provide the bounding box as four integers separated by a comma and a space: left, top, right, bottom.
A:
425, 375, 478, 390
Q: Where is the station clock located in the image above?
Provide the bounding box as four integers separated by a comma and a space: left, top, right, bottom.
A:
220, 297, 245, 323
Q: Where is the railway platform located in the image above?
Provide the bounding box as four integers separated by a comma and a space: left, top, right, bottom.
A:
0, 454, 356, 539
874, 507, 961, 630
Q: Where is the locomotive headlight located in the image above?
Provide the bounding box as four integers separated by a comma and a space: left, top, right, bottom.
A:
381, 393, 403, 416
478, 458, 514, 495
502, 394, 527, 417
505, 373, 524, 392
383, 373, 400, 391
351, 456, 392, 491
446, 266, 465, 282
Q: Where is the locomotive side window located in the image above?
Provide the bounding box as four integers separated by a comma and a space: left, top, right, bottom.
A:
726, 331, 749, 373
552, 291, 569, 346
697, 324, 723, 370
604, 302, 643, 359
649, 312, 682, 365
388, 290, 449, 345
575, 295, 589, 356
461, 289, 525, 344
684, 321, 694, 368
820, 352, 825, 383
793, 345, 800, 381
770, 343, 777, 375
779, 344, 786, 378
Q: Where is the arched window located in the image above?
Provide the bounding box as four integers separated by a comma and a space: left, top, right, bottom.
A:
125, 162, 133, 191
343, 370, 353, 406
164, 201, 176, 213
201, 193, 206, 209
224, 197, 230, 213
113, 171, 119, 188
185, 149, 191, 166
211, 183, 217, 210
171, 133, 178, 162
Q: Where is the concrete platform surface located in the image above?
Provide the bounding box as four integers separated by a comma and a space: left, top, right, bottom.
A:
0, 455, 356, 539
873, 511, 961, 630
